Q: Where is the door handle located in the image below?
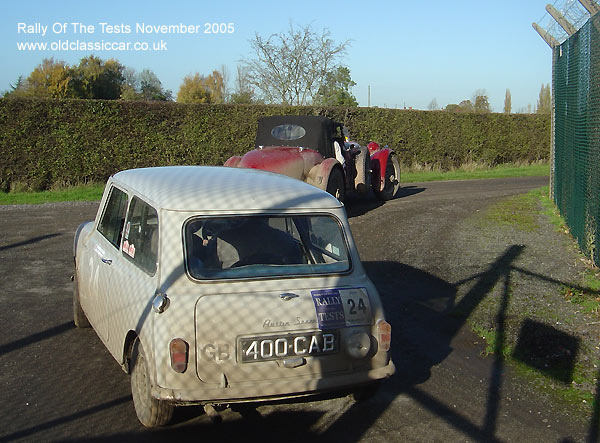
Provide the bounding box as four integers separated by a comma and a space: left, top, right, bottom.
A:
101, 258, 112, 265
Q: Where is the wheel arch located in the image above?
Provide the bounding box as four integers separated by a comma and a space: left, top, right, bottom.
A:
73, 221, 91, 265
370, 148, 395, 192
306, 158, 343, 192
122, 330, 140, 374
224, 155, 242, 168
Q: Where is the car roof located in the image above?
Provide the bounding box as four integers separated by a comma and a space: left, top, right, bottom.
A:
111, 166, 343, 212
255, 115, 342, 158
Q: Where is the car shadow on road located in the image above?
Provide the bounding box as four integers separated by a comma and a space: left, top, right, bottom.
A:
345, 186, 426, 218
320, 245, 589, 442
33, 249, 513, 442
6, 244, 596, 442
327, 248, 528, 442
0, 396, 132, 443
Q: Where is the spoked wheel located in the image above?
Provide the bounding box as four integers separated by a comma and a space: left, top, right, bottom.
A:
374, 155, 400, 201
131, 339, 174, 427
326, 167, 346, 202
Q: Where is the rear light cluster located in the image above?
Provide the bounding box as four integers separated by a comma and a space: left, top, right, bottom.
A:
377, 320, 392, 352
170, 338, 189, 373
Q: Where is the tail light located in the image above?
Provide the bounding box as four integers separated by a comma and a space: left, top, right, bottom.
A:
377, 320, 392, 352
170, 338, 189, 373
367, 142, 380, 153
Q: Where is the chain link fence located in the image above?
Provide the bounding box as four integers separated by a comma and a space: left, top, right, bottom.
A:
553, 12, 600, 267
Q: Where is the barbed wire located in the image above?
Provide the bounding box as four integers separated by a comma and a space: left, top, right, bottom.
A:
536, 0, 592, 44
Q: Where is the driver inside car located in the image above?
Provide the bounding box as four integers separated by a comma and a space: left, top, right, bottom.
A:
188, 217, 306, 273
215, 217, 303, 269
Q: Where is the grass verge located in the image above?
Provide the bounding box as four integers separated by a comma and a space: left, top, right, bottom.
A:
402, 162, 549, 183
469, 186, 599, 413
0, 183, 104, 205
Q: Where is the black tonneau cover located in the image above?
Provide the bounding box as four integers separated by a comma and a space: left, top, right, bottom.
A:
254, 115, 343, 159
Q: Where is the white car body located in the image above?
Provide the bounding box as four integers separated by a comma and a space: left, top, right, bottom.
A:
73, 166, 395, 426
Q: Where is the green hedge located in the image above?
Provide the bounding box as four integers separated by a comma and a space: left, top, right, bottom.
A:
0, 98, 550, 191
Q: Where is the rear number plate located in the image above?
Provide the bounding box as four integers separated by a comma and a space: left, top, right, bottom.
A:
240, 332, 337, 363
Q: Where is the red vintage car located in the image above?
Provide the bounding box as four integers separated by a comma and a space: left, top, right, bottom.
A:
224, 115, 400, 202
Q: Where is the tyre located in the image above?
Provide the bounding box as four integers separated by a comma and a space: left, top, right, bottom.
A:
326, 167, 345, 202
73, 272, 91, 328
130, 339, 174, 427
374, 155, 400, 201
354, 146, 371, 195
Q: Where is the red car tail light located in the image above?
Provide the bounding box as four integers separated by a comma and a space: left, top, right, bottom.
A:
377, 320, 392, 352
170, 338, 189, 373
367, 142, 380, 153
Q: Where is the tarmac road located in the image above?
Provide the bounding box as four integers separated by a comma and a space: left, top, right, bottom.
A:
0, 176, 595, 442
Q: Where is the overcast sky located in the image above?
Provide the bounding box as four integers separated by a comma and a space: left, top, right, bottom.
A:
0, 0, 584, 111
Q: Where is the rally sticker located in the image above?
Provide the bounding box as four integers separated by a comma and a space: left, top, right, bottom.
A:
311, 288, 372, 329
122, 240, 136, 258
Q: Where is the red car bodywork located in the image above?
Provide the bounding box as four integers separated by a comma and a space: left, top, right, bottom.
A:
225, 116, 400, 201
370, 147, 394, 193
225, 146, 342, 191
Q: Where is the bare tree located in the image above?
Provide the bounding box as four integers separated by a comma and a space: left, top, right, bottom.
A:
242, 23, 350, 105
218, 64, 230, 102
231, 65, 256, 104
427, 98, 439, 110
537, 83, 551, 114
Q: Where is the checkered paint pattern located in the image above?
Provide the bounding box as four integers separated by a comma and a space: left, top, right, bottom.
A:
77, 166, 394, 403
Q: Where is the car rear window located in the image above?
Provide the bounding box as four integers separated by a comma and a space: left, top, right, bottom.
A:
271, 124, 306, 141
184, 214, 350, 279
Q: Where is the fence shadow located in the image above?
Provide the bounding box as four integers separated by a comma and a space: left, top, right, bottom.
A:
4, 244, 596, 441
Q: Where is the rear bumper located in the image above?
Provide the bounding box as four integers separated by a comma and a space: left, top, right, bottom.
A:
151, 359, 395, 405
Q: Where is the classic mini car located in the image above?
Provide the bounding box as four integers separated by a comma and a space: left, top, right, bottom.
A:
224, 115, 401, 202
73, 166, 395, 427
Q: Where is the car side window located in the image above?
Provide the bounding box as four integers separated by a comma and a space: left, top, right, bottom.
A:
97, 186, 129, 249
122, 196, 159, 275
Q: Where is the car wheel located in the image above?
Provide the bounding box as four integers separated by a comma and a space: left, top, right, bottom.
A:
73, 272, 91, 328
374, 155, 400, 201
131, 339, 174, 427
326, 167, 345, 202
354, 146, 371, 195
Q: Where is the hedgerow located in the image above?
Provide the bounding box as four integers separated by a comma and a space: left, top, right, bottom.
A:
0, 98, 550, 191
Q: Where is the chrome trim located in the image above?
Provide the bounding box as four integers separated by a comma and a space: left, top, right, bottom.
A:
280, 293, 299, 301
152, 293, 169, 313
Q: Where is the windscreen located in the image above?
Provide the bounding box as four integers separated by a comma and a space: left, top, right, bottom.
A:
184, 214, 350, 279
